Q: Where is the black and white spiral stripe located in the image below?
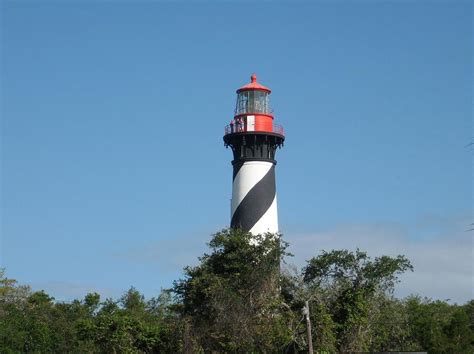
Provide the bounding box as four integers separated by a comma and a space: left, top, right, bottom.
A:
230, 160, 278, 234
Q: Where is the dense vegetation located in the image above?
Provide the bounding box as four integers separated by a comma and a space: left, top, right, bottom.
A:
1, 228, 472, 352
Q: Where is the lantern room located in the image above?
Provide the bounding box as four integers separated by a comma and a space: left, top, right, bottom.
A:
225, 74, 284, 136
235, 74, 271, 115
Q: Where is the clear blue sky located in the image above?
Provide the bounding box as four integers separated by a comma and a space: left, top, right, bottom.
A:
1, 1, 472, 303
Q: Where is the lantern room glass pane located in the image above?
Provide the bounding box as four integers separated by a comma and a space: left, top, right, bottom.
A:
235, 91, 270, 115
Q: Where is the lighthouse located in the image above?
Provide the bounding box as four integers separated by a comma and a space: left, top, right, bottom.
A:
224, 74, 285, 235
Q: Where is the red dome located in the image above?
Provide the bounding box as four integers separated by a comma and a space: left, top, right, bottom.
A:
236, 73, 271, 93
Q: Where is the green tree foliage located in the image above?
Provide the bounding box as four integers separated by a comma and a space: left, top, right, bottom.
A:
0, 269, 181, 353
172, 228, 295, 352
404, 296, 474, 353
300, 249, 413, 351
76, 291, 183, 353
0, 231, 472, 353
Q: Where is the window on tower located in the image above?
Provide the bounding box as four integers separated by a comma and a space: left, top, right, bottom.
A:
235, 90, 270, 115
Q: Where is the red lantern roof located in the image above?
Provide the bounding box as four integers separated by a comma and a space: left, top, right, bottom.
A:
236, 73, 271, 94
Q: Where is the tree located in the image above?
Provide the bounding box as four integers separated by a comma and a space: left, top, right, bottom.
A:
172, 228, 294, 352
0, 269, 34, 352
301, 249, 413, 352
76, 289, 183, 353
120, 286, 146, 315
404, 296, 474, 353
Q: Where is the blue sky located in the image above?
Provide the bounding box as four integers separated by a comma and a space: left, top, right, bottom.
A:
1, 1, 472, 303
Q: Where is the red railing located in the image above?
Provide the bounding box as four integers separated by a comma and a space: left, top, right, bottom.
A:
224, 123, 285, 136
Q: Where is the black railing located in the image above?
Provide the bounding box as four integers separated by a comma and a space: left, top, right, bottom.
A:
224, 123, 284, 136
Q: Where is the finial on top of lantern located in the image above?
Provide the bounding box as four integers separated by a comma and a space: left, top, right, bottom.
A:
236, 73, 271, 93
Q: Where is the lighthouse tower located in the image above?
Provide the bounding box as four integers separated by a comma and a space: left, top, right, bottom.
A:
224, 74, 285, 235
